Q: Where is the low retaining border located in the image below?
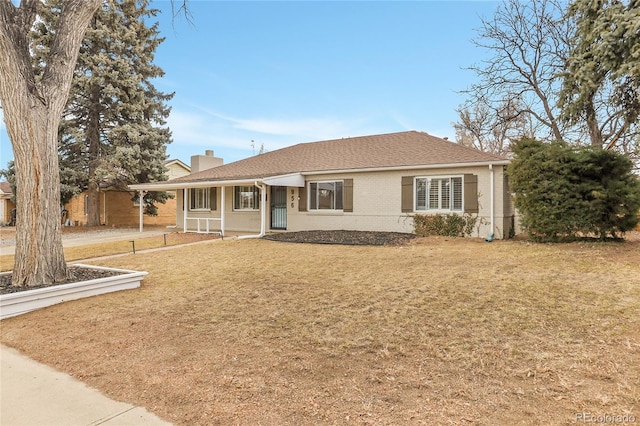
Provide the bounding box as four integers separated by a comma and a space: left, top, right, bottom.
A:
0, 264, 147, 320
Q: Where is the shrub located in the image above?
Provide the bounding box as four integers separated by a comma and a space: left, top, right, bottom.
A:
413, 213, 478, 237
508, 139, 640, 241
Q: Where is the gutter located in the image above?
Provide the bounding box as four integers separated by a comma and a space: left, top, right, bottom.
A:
301, 160, 511, 176
129, 178, 269, 192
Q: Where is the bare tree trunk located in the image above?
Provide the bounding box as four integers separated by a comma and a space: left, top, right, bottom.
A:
0, 0, 101, 286
8, 103, 67, 285
86, 81, 102, 227
585, 99, 604, 148
86, 183, 102, 226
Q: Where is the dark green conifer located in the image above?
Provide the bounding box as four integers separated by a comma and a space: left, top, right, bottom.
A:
509, 139, 640, 241
34, 0, 173, 224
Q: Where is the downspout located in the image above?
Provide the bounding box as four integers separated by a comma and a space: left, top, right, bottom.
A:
486, 164, 495, 242
237, 181, 267, 240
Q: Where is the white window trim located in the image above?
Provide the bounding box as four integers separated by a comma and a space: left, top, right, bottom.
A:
308, 180, 344, 211
233, 185, 261, 211
414, 175, 464, 213
189, 188, 212, 211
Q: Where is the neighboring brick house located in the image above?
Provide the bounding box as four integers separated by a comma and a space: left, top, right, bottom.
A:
0, 181, 16, 226
130, 131, 516, 239
64, 159, 191, 227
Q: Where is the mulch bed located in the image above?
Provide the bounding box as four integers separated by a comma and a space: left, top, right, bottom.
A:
0, 267, 121, 295
263, 230, 417, 246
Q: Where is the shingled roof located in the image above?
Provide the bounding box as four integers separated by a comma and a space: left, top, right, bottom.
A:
174, 131, 507, 183
0, 182, 12, 195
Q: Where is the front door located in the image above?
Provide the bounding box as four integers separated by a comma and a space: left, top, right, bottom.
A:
270, 186, 287, 230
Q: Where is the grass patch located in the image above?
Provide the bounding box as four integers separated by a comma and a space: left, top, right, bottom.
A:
1, 237, 639, 424
0, 232, 217, 272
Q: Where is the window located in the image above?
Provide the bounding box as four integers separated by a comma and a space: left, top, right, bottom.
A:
309, 181, 343, 210
415, 177, 462, 211
233, 186, 260, 210
189, 188, 216, 210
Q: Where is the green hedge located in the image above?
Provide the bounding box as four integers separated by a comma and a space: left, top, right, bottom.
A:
508, 139, 640, 241
413, 213, 478, 237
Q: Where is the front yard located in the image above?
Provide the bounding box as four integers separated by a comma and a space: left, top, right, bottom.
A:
1, 235, 639, 425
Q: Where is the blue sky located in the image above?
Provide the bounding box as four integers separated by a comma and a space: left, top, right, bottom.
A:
0, 0, 500, 170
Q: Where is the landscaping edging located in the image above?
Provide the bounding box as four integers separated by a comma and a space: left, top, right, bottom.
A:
0, 264, 148, 320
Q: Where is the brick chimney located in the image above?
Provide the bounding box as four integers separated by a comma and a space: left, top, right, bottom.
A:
190, 150, 223, 173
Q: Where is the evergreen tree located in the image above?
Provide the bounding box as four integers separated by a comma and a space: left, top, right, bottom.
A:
34, 0, 174, 226
560, 0, 640, 150
509, 138, 640, 241
459, 0, 639, 163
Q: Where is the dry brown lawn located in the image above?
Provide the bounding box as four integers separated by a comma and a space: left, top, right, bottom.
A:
0, 228, 218, 271
1, 235, 639, 425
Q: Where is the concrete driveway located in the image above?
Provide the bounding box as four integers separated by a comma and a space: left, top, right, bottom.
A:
0, 227, 171, 256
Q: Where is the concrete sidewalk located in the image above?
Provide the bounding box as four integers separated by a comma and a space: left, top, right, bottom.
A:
0, 344, 172, 426
0, 228, 227, 425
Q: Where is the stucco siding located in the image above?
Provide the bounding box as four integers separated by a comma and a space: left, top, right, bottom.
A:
173, 165, 513, 239
287, 171, 411, 233
223, 187, 262, 232
288, 165, 511, 239
176, 186, 262, 233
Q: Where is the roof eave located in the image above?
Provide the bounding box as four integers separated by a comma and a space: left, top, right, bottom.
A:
301, 160, 511, 176
128, 173, 305, 191
129, 178, 257, 191
129, 160, 509, 191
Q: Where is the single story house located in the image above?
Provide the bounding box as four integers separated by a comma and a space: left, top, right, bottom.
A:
0, 181, 16, 226
64, 158, 191, 227
130, 131, 515, 239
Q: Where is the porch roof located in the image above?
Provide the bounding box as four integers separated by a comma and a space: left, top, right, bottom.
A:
129, 173, 305, 191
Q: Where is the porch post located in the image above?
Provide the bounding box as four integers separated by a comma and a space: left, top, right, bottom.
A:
220, 186, 225, 237
183, 188, 188, 232
260, 184, 267, 236
138, 191, 145, 232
